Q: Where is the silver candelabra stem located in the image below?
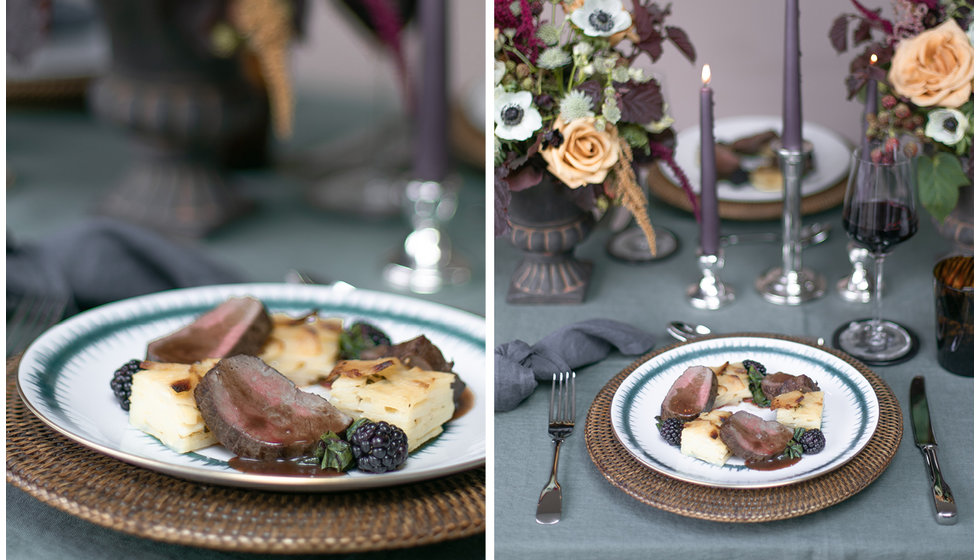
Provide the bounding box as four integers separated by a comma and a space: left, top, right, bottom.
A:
837, 242, 875, 303
687, 250, 735, 310
383, 177, 470, 294
756, 146, 826, 304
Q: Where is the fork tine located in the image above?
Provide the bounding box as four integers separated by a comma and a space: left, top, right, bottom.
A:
548, 372, 557, 423
569, 371, 576, 423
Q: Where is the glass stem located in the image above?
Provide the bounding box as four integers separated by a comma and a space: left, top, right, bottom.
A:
867, 253, 888, 350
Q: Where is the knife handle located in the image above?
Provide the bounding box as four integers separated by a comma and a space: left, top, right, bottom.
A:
919, 444, 957, 525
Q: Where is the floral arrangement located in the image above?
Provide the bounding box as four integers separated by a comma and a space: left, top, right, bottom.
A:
493, 0, 696, 252
830, 0, 974, 221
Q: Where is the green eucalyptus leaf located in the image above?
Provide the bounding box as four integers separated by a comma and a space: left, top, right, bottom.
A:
917, 153, 968, 221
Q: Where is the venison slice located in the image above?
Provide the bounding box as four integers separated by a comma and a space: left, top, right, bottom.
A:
147, 297, 272, 364
760, 372, 820, 401
719, 410, 793, 461
194, 355, 352, 460
660, 366, 718, 421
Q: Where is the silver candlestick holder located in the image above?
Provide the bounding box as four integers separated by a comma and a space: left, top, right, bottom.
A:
837, 242, 874, 303
756, 146, 826, 304
383, 177, 470, 294
687, 250, 735, 309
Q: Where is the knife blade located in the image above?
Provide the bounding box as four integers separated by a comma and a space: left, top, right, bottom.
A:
909, 376, 957, 525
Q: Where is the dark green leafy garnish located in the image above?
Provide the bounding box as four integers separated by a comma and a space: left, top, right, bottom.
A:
784, 428, 805, 459
345, 417, 372, 440
744, 360, 770, 407
314, 431, 355, 471
338, 322, 392, 359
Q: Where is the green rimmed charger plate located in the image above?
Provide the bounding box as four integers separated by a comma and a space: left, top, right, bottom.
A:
586, 333, 902, 522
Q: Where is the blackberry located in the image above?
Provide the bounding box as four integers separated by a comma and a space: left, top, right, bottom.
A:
798, 429, 826, 454
742, 359, 766, 376
110, 359, 142, 411
339, 322, 392, 359
657, 417, 683, 447
347, 420, 409, 473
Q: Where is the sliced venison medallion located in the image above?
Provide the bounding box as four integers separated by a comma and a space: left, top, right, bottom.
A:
760, 372, 820, 401
147, 297, 272, 363
660, 365, 718, 421
719, 410, 794, 461
194, 355, 352, 460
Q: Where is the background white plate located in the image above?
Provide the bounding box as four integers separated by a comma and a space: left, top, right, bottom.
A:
658, 115, 852, 203
610, 336, 879, 488
17, 283, 486, 491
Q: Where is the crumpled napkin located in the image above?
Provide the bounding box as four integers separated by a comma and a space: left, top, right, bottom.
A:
494, 319, 657, 411
7, 218, 244, 318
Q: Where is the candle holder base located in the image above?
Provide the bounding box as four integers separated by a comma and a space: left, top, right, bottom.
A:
687, 251, 735, 310
383, 177, 470, 294
756, 267, 826, 305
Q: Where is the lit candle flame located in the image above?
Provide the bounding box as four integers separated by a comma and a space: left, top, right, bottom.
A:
702, 64, 711, 86
870, 53, 878, 65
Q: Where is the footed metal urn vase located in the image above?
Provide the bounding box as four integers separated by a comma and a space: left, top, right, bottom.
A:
505, 174, 595, 304
90, 0, 269, 238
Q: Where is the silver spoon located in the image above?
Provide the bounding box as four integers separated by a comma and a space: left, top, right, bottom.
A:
667, 321, 711, 341
721, 221, 831, 248
667, 320, 825, 346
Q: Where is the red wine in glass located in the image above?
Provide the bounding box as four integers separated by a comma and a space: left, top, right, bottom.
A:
841, 200, 918, 254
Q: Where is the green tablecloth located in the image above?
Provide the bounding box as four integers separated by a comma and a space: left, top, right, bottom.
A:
493, 200, 973, 559
6, 96, 485, 559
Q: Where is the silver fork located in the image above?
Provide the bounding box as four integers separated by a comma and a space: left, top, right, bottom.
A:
536, 371, 575, 525
6, 292, 68, 357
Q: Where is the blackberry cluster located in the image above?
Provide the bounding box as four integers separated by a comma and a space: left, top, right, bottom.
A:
742, 359, 766, 375
657, 417, 683, 447
798, 429, 826, 454
347, 420, 409, 473
110, 359, 142, 411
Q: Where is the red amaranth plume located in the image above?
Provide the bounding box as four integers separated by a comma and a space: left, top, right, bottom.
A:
850, 0, 894, 35
362, 0, 412, 111
650, 141, 700, 222
494, 0, 544, 63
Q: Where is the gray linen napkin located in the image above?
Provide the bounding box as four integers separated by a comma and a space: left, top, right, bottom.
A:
495, 319, 657, 411
7, 218, 243, 318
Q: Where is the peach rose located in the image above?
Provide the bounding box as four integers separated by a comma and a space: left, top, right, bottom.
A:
541, 117, 620, 188
888, 19, 974, 108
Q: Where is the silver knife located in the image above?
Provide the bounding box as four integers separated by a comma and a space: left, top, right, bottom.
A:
909, 376, 957, 525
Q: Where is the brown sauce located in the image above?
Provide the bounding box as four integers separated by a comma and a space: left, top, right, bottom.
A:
744, 455, 802, 471
451, 388, 475, 421
228, 456, 347, 477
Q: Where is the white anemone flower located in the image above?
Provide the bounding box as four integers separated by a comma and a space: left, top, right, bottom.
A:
925, 108, 969, 145
569, 0, 631, 38
494, 90, 542, 141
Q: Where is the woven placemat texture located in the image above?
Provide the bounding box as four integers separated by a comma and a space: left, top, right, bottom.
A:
584, 334, 902, 522
6, 357, 485, 553
647, 165, 847, 221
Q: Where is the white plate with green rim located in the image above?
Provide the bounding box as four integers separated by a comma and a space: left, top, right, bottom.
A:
17, 283, 485, 491
659, 115, 851, 203
610, 336, 879, 489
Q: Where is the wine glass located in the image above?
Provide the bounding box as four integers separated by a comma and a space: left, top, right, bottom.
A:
834, 141, 919, 364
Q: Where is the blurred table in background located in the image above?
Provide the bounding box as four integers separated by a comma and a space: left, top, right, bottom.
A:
6, 92, 485, 559
493, 199, 972, 559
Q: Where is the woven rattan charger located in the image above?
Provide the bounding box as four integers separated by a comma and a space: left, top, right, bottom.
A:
647, 164, 847, 221
6, 357, 485, 553
584, 334, 902, 522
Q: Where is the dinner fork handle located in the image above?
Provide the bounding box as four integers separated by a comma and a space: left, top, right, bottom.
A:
535, 439, 564, 524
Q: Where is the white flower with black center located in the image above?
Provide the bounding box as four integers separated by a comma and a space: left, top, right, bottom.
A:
925, 108, 969, 145
494, 90, 542, 141
569, 0, 631, 38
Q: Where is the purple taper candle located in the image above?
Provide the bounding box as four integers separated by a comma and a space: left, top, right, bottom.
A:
782, 0, 802, 151
414, 0, 448, 181
862, 53, 878, 155
700, 64, 720, 256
